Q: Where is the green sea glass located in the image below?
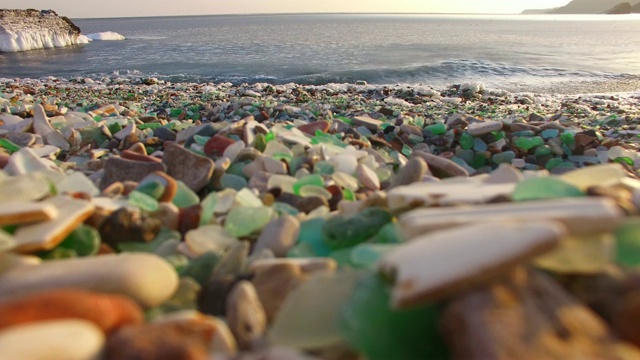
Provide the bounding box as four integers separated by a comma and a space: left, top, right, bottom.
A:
339, 274, 448, 360
41, 247, 77, 260
615, 220, 640, 267
425, 123, 446, 135
56, 225, 101, 257
293, 174, 324, 196
172, 180, 200, 208
224, 206, 274, 237
561, 132, 575, 146
118, 229, 181, 253
128, 190, 159, 212
0, 138, 20, 153
534, 145, 553, 158
512, 177, 584, 201
135, 180, 165, 199
322, 207, 393, 250
200, 192, 218, 226
459, 133, 474, 150
371, 223, 405, 244
514, 136, 544, 151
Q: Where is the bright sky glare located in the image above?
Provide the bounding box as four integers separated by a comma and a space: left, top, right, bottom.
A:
2, 0, 572, 18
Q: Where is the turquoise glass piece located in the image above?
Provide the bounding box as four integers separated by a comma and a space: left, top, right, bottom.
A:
350, 244, 399, 270
296, 217, 331, 256
492, 151, 516, 164
313, 161, 335, 175
473, 138, 487, 152
401, 145, 413, 157
220, 173, 248, 190
541, 129, 559, 139
179, 252, 221, 286
272, 202, 300, 216
287, 241, 317, 258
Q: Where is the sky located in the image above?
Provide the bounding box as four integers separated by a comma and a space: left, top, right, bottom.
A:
2, 0, 571, 18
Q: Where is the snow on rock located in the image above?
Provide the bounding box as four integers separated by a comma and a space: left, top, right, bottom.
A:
86, 32, 125, 41
0, 9, 88, 52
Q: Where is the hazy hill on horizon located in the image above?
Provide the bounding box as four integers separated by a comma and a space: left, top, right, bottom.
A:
522, 0, 640, 14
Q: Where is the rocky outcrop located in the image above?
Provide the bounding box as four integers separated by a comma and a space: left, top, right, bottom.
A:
0, 9, 89, 52
603, 2, 632, 13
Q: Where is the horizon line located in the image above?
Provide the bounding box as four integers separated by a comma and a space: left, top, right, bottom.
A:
69, 11, 531, 20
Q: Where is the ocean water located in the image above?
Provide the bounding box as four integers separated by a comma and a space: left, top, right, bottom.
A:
2, 13, 640, 94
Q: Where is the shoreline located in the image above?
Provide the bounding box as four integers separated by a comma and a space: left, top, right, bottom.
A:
2, 74, 640, 357
3, 74, 640, 97
3, 71, 640, 96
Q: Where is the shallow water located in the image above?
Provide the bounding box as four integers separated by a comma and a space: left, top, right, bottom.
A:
2, 13, 640, 94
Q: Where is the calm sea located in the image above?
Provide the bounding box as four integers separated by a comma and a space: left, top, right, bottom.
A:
2, 13, 640, 94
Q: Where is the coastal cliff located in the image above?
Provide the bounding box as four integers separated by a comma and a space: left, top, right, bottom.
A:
522, 0, 640, 14
0, 9, 89, 53
603, 2, 632, 13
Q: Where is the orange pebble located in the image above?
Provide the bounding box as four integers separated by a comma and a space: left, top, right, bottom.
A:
0, 289, 143, 333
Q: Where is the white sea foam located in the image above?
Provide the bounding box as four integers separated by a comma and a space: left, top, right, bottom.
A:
0, 29, 90, 52
86, 32, 125, 41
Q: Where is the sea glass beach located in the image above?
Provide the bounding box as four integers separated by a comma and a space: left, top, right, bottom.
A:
1, 3, 640, 359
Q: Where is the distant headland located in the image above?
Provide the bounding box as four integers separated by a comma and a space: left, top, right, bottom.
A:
522, 0, 640, 14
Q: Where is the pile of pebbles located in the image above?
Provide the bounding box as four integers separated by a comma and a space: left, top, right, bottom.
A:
1, 76, 640, 359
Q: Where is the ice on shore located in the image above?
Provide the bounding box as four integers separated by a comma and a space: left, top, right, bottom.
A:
86, 32, 125, 41
0, 30, 124, 52
0, 29, 90, 52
